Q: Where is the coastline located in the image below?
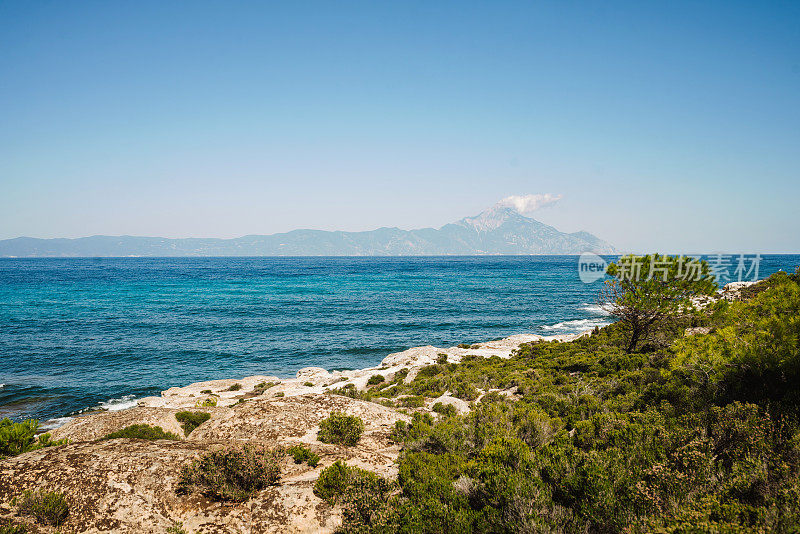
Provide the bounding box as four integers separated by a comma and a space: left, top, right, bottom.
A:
43, 280, 756, 430
135, 331, 591, 412
42, 330, 592, 432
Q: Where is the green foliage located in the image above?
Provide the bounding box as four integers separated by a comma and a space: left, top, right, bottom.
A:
313, 460, 390, 531
432, 402, 457, 417
254, 381, 278, 394
274, 391, 285, 397
400, 395, 425, 408
603, 254, 717, 352
166, 522, 187, 534
367, 374, 385, 386
14, 489, 69, 527
0, 419, 67, 457
195, 396, 217, 407
101, 424, 181, 441
0, 523, 27, 534
313, 460, 351, 503
317, 412, 364, 446
334, 269, 800, 533
287, 444, 320, 467
304, 381, 315, 387
227, 383, 242, 391
177, 444, 281, 502
174, 411, 211, 435
672, 270, 800, 418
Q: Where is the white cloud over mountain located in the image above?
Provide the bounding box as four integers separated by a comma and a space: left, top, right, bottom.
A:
495, 194, 562, 214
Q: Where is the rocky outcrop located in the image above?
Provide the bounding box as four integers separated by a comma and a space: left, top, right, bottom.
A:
2, 395, 410, 533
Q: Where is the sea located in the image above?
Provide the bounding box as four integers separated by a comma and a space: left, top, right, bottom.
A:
1, 255, 797, 427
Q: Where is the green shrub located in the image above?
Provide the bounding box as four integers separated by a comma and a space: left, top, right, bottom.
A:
336, 466, 391, 529
195, 396, 218, 407
317, 412, 364, 446
313, 461, 388, 506
101, 424, 181, 441
0, 522, 27, 534
14, 489, 69, 527
274, 391, 285, 397
400, 395, 425, 408
166, 522, 187, 534
367, 374, 385, 386
304, 381, 315, 387
417, 364, 442, 378
432, 402, 457, 417
201, 389, 213, 394
313, 460, 350, 503
254, 381, 278, 394
177, 444, 281, 502
287, 444, 320, 467
0, 419, 67, 457
175, 411, 211, 435
227, 383, 242, 391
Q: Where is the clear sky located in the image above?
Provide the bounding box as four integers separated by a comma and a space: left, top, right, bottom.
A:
1, 1, 798, 252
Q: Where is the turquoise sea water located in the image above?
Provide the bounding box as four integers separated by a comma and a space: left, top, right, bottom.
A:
1, 255, 797, 426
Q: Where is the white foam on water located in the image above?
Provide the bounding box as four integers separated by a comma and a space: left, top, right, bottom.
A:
541, 318, 612, 332
580, 303, 613, 316
99, 394, 138, 412
39, 416, 73, 431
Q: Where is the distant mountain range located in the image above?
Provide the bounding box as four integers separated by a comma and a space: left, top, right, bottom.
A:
0, 206, 615, 257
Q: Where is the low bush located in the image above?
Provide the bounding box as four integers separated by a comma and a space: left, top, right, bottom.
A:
14, 489, 69, 527
101, 424, 181, 441
174, 411, 211, 435
195, 397, 218, 407
304, 381, 314, 387
313, 460, 350, 503
0, 419, 67, 457
0, 522, 27, 534
313, 461, 388, 506
287, 444, 320, 467
400, 395, 425, 408
367, 374, 385, 386
227, 383, 242, 391
275, 391, 285, 397
432, 402, 457, 417
254, 381, 278, 394
317, 412, 364, 446
177, 444, 281, 502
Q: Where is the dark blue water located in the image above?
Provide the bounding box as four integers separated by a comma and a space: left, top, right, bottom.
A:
0, 255, 797, 425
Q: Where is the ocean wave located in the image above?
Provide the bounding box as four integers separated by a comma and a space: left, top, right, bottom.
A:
541, 318, 612, 332
99, 394, 138, 412
580, 303, 613, 316
39, 416, 73, 431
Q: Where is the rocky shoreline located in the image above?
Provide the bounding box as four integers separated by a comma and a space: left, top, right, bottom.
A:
0, 331, 587, 533
135, 331, 589, 412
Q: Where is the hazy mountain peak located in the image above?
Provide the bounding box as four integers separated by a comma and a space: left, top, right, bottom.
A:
0, 203, 616, 256
457, 205, 531, 232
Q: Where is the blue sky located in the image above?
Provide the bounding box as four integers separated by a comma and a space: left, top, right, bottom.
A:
1, 1, 798, 252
